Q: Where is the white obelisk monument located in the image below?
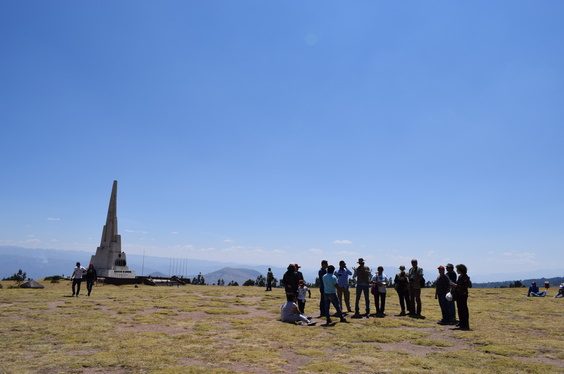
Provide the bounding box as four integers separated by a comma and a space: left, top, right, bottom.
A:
90, 180, 136, 279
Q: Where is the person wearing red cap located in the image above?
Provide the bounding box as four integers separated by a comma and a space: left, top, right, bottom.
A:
435, 265, 450, 324
294, 263, 304, 285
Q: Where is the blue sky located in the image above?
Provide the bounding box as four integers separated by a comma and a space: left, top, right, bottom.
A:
1, 1, 563, 282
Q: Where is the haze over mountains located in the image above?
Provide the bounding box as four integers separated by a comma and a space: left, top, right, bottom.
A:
1, 246, 561, 286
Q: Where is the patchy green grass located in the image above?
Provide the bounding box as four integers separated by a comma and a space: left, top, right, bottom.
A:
411, 338, 455, 347
0, 281, 562, 373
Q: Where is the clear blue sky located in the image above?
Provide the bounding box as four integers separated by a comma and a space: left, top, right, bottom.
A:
1, 1, 563, 282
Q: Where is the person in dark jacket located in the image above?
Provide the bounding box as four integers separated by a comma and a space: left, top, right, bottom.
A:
394, 265, 410, 316
85, 264, 98, 297
435, 266, 451, 324
445, 263, 457, 323
451, 264, 471, 330
282, 264, 300, 297
317, 260, 328, 317
527, 282, 546, 297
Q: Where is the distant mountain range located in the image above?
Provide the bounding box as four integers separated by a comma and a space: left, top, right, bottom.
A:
1, 246, 562, 287
0, 246, 287, 283
202, 267, 262, 285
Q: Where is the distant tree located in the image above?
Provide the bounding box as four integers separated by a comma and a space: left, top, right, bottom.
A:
509, 281, 524, 288
243, 279, 255, 286
271, 276, 278, 288
228, 280, 239, 286
255, 275, 266, 287
4, 269, 27, 285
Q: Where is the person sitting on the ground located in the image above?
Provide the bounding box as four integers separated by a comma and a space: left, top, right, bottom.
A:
554, 284, 564, 299
527, 282, 546, 297
280, 293, 316, 326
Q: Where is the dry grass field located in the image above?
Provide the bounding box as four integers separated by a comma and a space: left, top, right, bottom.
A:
0, 280, 563, 374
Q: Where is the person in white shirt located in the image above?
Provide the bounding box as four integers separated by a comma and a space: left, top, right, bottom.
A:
296, 280, 311, 314
371, 266, 389, 316
71, 262, 86, 297
281, 293, 316, 326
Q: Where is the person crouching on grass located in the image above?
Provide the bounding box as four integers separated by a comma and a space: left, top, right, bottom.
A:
296, 280, 311, 314
280, 293, 316, 326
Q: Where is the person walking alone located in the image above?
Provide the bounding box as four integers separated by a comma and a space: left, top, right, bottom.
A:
265, 268, 273, 291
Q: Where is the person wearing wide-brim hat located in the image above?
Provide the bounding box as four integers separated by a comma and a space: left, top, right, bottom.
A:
352, 258, 372, 317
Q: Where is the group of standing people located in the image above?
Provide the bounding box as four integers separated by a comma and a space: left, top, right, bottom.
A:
434, 263, 471, 330
71, 262, 97, 297
280, 258, 472, 330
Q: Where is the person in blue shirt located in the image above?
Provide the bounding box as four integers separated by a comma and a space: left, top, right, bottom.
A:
322, 265, 348, 325
527, 282, 546, 297
335, 260, 353, 313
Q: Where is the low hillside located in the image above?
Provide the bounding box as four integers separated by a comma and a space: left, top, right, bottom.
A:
204, 267, 262, 285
